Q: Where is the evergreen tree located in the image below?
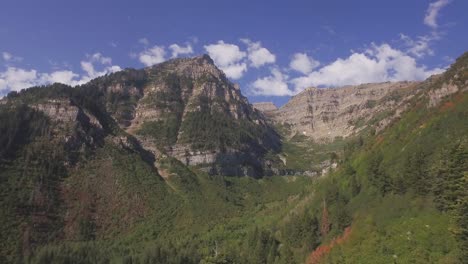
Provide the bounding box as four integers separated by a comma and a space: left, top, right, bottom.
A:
402, 151, 429, 195
367, 152, 391, 195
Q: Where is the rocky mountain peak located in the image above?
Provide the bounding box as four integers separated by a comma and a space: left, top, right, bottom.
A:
70, 55, 281, 176
146, 54, 224, 81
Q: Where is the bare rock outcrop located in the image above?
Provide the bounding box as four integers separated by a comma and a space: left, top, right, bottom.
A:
252, 102, 278, 112
265, 82, 417, 141
80, 55, 281, 176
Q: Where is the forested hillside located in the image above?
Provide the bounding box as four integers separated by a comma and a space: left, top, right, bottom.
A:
0, 52, 466, 263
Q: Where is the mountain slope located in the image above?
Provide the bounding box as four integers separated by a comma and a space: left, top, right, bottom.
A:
77, 55, 281, 176
0, 52, 466, 263
0, 55, 283, 262
300, 52, 468, 263
254, 81, 419, 141
2, 55, 281, 177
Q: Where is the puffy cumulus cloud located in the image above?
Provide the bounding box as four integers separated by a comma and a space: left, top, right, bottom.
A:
0, 52, 121, 95
250, 43, 445, 97
424, 0, 451, 29
289, 53, 320, 74
204, 41, 246, 67
251, 68, 292, 96
240, 39, 276, 68
169, 43, 194, 58
290, 43, 444, 93
139, 45, 166, 66
40, 70, 79, 85
221, 63, 248, 80
204, 41, 247, 79
0, 67, 39, 93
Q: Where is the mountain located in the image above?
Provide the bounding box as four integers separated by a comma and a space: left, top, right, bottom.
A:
0, 55, 282, 262
254, 81, 421, 141
304, 51, 468, 264
2, 55, 281, 177
0, 52, 466, 263
255, 65, 466, 144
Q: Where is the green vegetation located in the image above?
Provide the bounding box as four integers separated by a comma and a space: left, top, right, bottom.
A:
0, 53, 466, 263
279, 133, 347, 172
310, 90, 468, 263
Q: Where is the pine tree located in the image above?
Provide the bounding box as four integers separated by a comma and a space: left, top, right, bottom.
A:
367, 152, 391, 195
344, 163, 360, 197
403, 151, 428, 195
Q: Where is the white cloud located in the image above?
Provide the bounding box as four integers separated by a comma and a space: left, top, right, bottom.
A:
139, 37, 149, 46
77, 52, 121, 83
139, 45, 166, 66
241, 39, 276, 68
424, 0, 451, 29
88, 53, 112, 65
399, 34, 435, 58
221, 63, 248, 80
0, 52, 121, 95
2, 52, 23, 62
251, 68, 292, 96
290, 43, 444, 93
169, 43, 194, 58
2, 52, 12, 61
290, 53, 320, 74
204, 40, 247, 79
41, 70, 79, 85
204, 41, 246, 67
0, 67, 39, 92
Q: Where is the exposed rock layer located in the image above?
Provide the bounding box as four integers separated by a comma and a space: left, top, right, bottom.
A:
259, 82, 419, 141
77, 55, 281, 176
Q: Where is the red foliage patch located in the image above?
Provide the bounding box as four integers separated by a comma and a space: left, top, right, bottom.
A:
440, 101, 455, 112
306, 226, 353, 264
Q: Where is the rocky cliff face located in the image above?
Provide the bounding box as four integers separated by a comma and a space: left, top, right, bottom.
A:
252, 102, 278, 112
257, 81, 419, 141
70, 55, 281, 176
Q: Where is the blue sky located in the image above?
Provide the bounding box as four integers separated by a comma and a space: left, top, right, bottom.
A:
0, 0, 466, 106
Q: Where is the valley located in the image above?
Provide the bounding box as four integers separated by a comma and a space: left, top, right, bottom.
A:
0, 52, 466, 264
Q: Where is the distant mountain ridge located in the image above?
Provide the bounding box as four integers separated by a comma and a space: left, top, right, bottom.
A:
253, 75, 464, 142
254, 81, 419, 141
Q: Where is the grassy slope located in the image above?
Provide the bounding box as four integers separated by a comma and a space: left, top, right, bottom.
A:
315, 88, 468, 263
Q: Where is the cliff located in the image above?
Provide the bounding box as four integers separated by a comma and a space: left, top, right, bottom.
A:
252, 102, 278, 112
260, 81, 419, 141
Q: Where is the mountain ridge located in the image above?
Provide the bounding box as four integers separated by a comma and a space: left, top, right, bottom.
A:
2, 54, 282, 177
253, 79, 449, 141
0, 52, 466, 263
